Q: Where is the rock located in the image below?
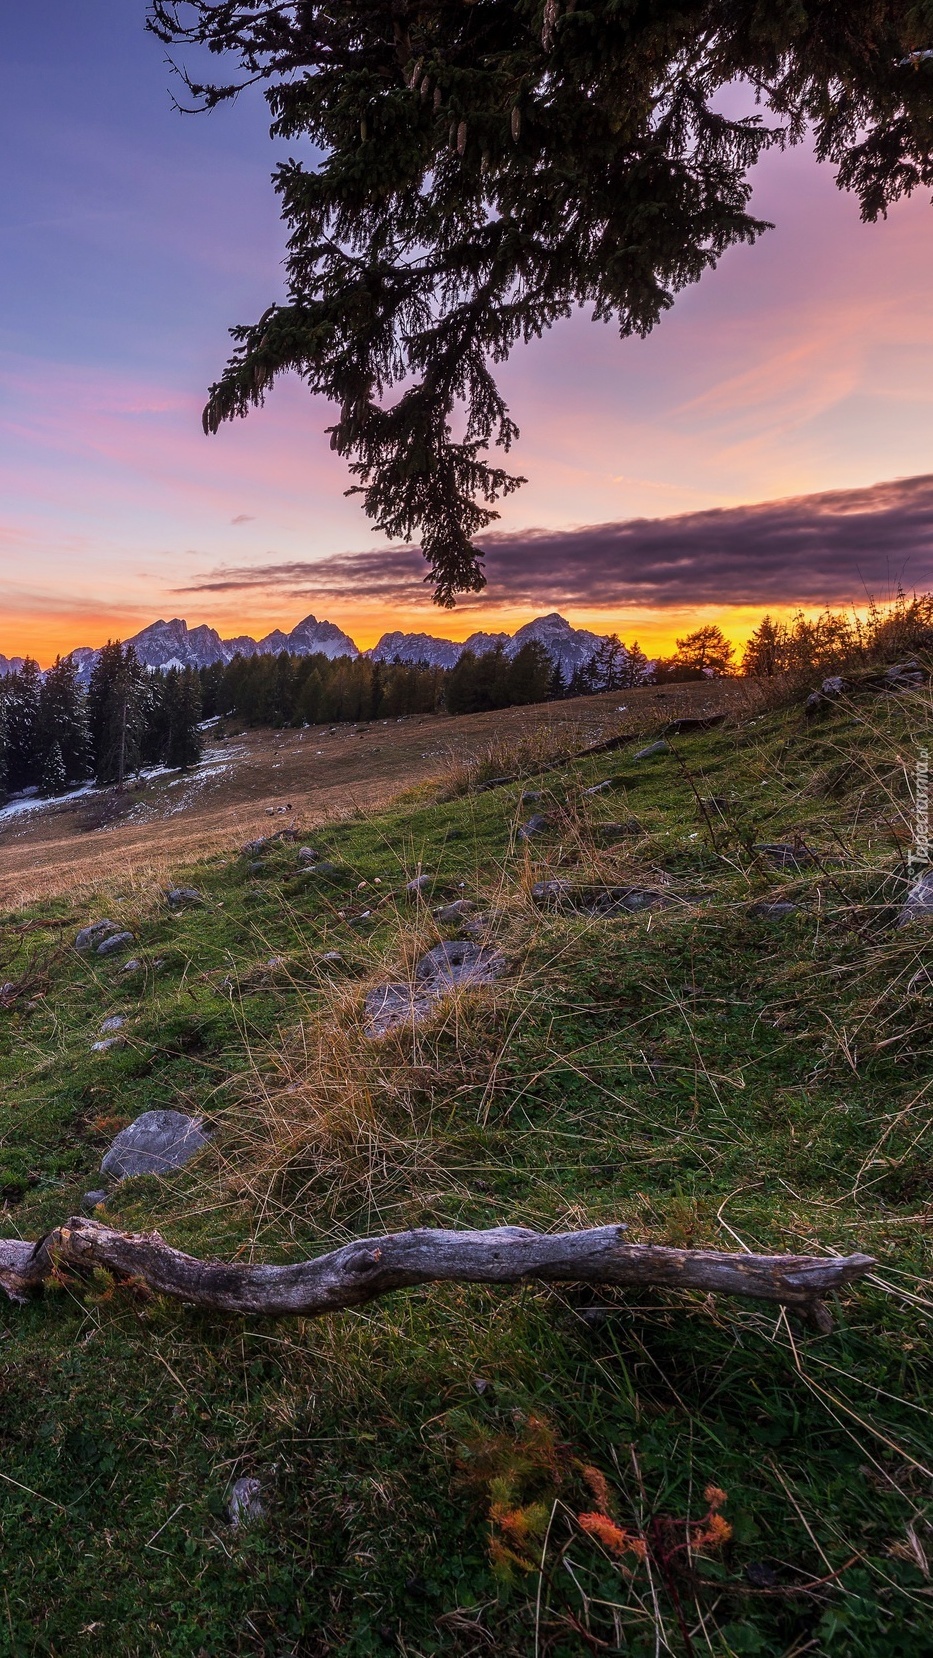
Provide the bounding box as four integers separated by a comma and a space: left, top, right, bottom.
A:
520, 790, 542, 804
91, 1037, 124, 1053
531, 880, 678, 916
227, 1477, 264, 1530
365, 940, 505, 1038
75, 920, 118, 953
96, 931, 135, 957
317, 950, 344, 966
634, 740, 671, 760
297, 846, 320, 864
248, 860, 267, 875
301, 860, 340, 880
405, 874, 432, 896
583, 781, 612, 796
596, 820, 642, 842
100, 1015, 126, 1033
662, 714, 727, 736
101, 1109, 210, 1180
434, 899, 476, 924
749, 901, 798, 920
821, 675, 847, 697
82, 1190, 109, 1214
166, 887, 203, 908
517, 813, 550, 840
898, 868, 933, 925
754, 843, 814, 870
241, 838, 268, 857
415, 940, 504, 989
121, 958, 142, 973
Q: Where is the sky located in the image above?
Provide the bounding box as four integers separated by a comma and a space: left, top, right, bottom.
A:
2, 3, 933, 664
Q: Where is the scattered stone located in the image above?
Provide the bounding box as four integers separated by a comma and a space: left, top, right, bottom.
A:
100, 1015, 126, 1033
91, 1037, 125, 1053
405, 874, 432, 896
583, 780, 612, 796
531, 880, 679, 917
415, 940, 504, 989
634, 740, 671, 760
521, 790, 542, 804
364, 940, 505, 1037
317, 950, 344, 966
434, 899, 476, 924
662, 714, 727, 735
82, 1190, 108, 1214
227, 1477, 264, 1530
297, 846, 320, 864
898, 868, 933, 925
75, 920, 118, 953
96, 931, 135, 957
596, 820, 642, 842
121, 958, 142, 973
749, 901, 798, 920
241, 838, 268, 857
754, 843, 814, 870
165, 887, 203, 908
101, 1109, 210, 1181
517, 813, 550, 841
248, 860, 266, 876
300, 859, 340, 880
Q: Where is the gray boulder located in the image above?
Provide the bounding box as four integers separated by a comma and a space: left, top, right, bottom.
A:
749, 901, 798, 920
405, 874, 432, 896
228, 1477, 264, 1529
297, 846, 320, 864
634, 740, 671, 760
899, 868, 933, 925
166, 887, 203, 908
91, 1037, 124, 1053
241, 838, 268, 857
101, 1109, 210, 1180
531, 880, 677, 916
434, 899, 476, 924
517, 813, 550, 840
82, 1190, 108, 1214
76, 920, 118, 953
121, 958, 142, 973
100, 1015, 125, 1033
97, 931, 135, 957
364, 940, 505, 1038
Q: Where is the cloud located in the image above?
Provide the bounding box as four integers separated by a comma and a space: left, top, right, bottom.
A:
178, 473, 933, 611
230, 514, 255, 525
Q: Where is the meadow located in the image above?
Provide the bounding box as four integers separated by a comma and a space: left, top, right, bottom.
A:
0, 675, 931, 1656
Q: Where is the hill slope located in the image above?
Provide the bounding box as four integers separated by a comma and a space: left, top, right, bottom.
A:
1, 682, 931, 1656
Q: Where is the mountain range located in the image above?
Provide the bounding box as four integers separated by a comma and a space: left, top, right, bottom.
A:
1, 612, 615, 681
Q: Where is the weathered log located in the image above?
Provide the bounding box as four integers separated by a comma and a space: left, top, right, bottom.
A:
0, 1219, 873, 1326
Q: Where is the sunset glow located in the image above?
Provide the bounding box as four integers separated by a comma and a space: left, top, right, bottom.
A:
2, 4, 933, 664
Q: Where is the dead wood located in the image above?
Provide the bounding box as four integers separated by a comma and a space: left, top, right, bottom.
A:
0, 1219, 873, 1326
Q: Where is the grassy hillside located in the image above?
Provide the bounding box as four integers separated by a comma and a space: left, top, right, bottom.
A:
1, 684, 932, 1657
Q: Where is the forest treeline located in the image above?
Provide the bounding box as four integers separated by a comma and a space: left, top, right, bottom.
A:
3, 595, 932, 801
0, 645, 202, 801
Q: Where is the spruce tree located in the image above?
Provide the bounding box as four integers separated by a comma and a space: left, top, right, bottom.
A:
40, 741, 67, 799
88, 644, 149, 785
38, 655, 90, 783
3, 659, 42, 793
150, 1, 933, 604
167, 670, 204, 769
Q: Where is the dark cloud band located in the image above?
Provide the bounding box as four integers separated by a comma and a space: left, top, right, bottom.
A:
179, 472, 933, 610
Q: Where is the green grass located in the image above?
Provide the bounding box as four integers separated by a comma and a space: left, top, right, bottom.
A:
2, 687, 932, 1656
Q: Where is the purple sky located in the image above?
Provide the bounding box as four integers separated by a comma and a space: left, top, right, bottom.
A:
2, 2, 933, 660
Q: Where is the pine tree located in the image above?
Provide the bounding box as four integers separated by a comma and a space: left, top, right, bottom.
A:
150, 1, 933, 604
166, 669, 203, 769
88, 643, 149, 785
3, 659, 42, 793
38, 655, 90, 783
40, 741, 67, 799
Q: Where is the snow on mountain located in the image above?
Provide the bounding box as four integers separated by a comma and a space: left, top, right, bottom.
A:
368, 632, 464, 669
508, 613, 609, 676
7, 611, 612, 682
366, 614, 610, 675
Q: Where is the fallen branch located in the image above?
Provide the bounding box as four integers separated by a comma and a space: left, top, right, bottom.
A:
0, 1220, 873, 1327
